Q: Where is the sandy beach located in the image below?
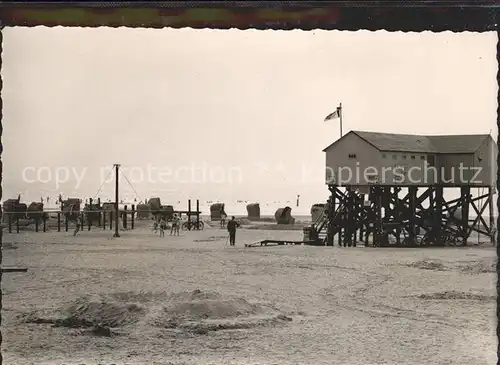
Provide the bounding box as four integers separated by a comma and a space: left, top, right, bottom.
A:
2, 222, 496, 365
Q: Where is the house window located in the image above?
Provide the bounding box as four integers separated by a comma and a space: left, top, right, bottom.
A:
411, 156, 416, 160
392, 155, 397, 160
420, 156, 425, 160
402, 155, 407, 160
382, 154, 386, 158
348, 154, 357, 159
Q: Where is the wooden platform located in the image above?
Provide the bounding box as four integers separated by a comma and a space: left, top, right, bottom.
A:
1, 267, 28, 273
244, 239, 315, 248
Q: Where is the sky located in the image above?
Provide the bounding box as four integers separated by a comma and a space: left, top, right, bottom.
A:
2, 27, 498, 214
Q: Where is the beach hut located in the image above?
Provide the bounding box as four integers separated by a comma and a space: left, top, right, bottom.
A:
101, 202, 116, 220
26, 202, 46, 223
62, 198, 81, 221
148, 198, 162, 214
274, 206, 295, 225
147, 198, 175, 221
210, 203, 226, 221
310, 204, 325, 223
246, 203, 260, 220
83, 200, 102, 225
2, 198, 27, 223
136, 203, 150, 219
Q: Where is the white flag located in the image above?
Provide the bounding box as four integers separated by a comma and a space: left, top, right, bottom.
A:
324, 106, 342, 122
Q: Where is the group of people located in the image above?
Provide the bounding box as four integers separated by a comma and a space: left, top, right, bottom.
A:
154, 213, 181, 237
153, 211, 241, 246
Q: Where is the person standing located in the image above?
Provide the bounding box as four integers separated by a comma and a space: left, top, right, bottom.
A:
227, 216, 240, 246
220, 212, 227, 228
171, 213, 180, 236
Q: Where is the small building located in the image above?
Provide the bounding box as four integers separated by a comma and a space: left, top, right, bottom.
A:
323, 130, 497, 188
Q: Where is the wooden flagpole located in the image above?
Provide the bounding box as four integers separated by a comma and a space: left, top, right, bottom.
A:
339, 102, 343, 137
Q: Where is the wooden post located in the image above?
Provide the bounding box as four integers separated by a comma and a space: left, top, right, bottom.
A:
345, 187, 352, 247
97, 198, 102, 227
358, 195, 364, 242
65, 213, 69, 232
434, 186, 443, 245
103, 210, 106, 230
114, 164, 120, 238
489, 186, 495, 244
57, 212, 61, 232
338, 190, 344, 247
109, 210, 113, 230
16, 217, 19, 233
80, 211, 84, 231
188, 199, 192, 230
88, 198, 93, 230
461, 186, 470, 245
409, 187, 417, 244
196, 199, 200, 229
8, 215, 12, 233
35, 214, 39, 232
123, 205, 128, 230
131, 205, 135, 230
43, 215, 47, 232
375, 187, 383, 247
326, 192, 335, 246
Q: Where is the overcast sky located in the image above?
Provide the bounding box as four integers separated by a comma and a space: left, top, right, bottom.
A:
2, 27, 498, 209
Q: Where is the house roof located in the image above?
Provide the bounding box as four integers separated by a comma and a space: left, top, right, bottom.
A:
323, 130, 492, 154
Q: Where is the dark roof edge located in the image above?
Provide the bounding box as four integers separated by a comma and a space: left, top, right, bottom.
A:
323, 131, 494, 154
322, 131, 383, 152
350, 131, 383, 152
471, 134, 493, 154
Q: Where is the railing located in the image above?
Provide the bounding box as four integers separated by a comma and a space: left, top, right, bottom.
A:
2, 209, 134, 233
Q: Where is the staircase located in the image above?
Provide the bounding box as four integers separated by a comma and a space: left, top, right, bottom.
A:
310, 199, 348, 245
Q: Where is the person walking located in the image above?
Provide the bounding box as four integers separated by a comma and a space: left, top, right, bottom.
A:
152, 217, 159, 234
70, 205, 81, 236
159, 216, 166, 237
227, 216, 240, 246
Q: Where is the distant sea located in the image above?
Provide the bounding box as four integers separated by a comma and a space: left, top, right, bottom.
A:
34, 199, 316, 218
10, 189, 498, 221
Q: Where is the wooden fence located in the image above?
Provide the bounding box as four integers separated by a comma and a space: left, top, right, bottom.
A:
2, 204, 203, 234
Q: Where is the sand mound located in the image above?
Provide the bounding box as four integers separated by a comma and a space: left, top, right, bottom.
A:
108, 291, 170, 303
20, 294, 145, 329
18, 294, 145, 337
148, 289, 290, 333
416, 291, 495, 301
458, 258, 496, 274
19, 289, 291, 336
163, 297, 259, 320
404, 260, 447, 271
62, 295, 145, 328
